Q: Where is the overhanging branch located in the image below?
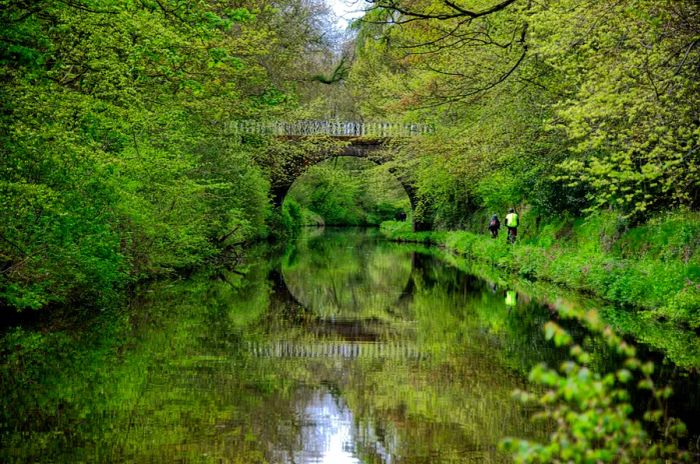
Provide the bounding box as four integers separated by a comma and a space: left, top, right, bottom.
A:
366, 0, 518, 22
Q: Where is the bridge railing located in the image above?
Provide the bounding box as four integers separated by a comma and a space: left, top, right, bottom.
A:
228, 120, 433, 137
244, 340, 428, 360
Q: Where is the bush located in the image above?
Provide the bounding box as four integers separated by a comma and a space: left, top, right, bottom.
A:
282, 198, 303, 234
502, 309, 689, 463
379, 211, 699, 330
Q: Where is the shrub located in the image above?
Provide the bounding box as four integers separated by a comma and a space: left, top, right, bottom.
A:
281, 198, 303, 234
502, 309, 689, 463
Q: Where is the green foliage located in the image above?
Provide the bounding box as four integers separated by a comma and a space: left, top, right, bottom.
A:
286, 157, 410, 226
502, 309, 689, 463
475, 171, 522, 216
281, 197, 304, 234
380, 210, 700, 360
529, 1, 700, 218
293, 162, 364, 225
350, 0, 699, 227
380, 220, 441, 244
0, 0, 334, 312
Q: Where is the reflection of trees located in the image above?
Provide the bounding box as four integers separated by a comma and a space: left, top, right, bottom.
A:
332, 257, 550, 463
269, 247, 560, 463
0, 251, 282, 463
282, 228, 413, 319
268, 235, 566, 462
405, 253, 570, 374
9, 232, 648, 463
1, 237, 548, 464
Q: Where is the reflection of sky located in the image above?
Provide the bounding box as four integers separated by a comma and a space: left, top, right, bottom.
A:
288, 391, 360, 463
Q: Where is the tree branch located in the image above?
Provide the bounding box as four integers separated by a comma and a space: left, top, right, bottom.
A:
366, 0, 517, 22
217, 225, 241, 244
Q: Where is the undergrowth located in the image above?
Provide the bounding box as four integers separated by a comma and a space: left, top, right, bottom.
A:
380, 211, 700, 329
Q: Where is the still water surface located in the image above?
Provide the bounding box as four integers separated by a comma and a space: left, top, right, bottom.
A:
4, 228, 694, 462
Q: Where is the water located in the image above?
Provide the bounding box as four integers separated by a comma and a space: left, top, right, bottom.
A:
1, 228, 696, 462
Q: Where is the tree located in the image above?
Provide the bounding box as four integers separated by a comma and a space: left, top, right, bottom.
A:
0, 0, 343, 311
349, 0, 699, 227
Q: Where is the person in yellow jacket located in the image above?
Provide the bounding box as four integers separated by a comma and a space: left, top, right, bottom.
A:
505, 290, 517, 307
505, 208, 519, 244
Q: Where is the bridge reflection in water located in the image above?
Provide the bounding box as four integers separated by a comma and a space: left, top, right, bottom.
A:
245, 228, 547, 464
245, 340, 428, 360
249, 228, 428, 362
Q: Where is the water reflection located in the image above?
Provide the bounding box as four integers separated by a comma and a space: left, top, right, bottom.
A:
282, 228, 413, 318
505, 290, 517, 307
259, 228, 552, 463
273, 390, 359, 464
2, 227, 566, 463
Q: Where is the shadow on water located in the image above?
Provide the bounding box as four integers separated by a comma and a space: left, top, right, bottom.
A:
1, 227, 699, 462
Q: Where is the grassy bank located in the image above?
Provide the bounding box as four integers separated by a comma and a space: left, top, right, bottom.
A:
381, 212, 700, 330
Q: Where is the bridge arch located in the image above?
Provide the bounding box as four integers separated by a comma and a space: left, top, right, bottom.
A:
271, 139, 428, 231
232, 120, 433, 231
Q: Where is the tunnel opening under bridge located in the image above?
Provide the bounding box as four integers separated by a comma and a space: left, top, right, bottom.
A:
271, 146, 430, 231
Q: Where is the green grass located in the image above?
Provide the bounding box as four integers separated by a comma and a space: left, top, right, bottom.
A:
380, 211, 700, 330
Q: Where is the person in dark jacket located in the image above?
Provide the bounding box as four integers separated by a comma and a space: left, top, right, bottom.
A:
488, 214, 500, 238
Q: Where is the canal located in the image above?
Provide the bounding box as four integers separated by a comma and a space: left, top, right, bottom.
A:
1, 227, 697, 462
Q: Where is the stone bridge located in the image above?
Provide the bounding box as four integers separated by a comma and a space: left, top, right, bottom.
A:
234, 120, 434, 230
230, 120, 434, 138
